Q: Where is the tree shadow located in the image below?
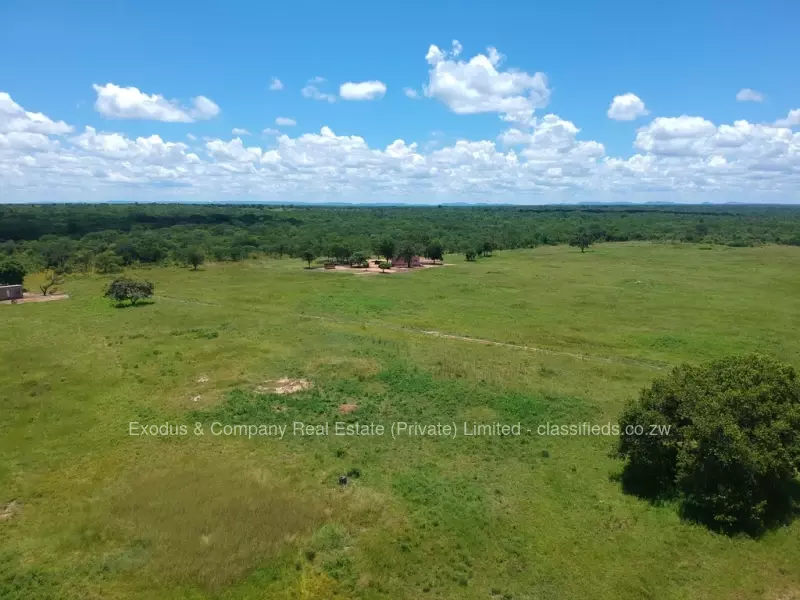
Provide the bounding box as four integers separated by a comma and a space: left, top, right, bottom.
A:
611, 463, 800, 538
609, 463, 677, 508
113, 300, 155, 309
678, 479, 800, 537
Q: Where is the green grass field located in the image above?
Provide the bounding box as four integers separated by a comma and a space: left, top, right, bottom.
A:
2, 242, 800, 599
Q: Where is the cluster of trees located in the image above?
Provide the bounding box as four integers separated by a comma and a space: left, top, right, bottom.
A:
300, 238, 445, 268
617, 354, 800, 535
2, 204, 800, 274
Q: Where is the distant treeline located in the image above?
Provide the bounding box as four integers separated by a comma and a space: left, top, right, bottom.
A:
2, 203, 800, 273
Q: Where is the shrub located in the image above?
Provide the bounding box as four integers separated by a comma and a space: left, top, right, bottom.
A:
378, 261, 391, 272
617, 354, 800, 534
465, 250, 477, 261
104, 277, 154, 306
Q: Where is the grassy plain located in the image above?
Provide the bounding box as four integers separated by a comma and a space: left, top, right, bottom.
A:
2, 242, 800, 599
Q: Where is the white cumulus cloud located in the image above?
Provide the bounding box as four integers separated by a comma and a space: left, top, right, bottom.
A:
424, 40, 550, 124
404, 88, 420, 99
191, 96, 220, 120
607, 93, 649, 121
92, 83, 220, 122
2, 88, 799, 203
774, 109, 800, 127
232, 128, 251, 136
340, 80, 387, 101
736, 88, 765, 102
275, 117, 296, 126
0, 92, 73, 135
634, 116, 717, 155
269, 77, 284, 91
301, 78, 336, 103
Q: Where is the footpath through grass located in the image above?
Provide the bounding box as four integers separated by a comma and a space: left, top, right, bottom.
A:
1, 243, 799, 599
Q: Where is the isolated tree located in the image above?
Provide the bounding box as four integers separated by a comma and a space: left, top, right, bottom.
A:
301, 249, 317, 268
39, 270, 63, 296
425, 241, 444, 264
94, 251, 123, 274
378, 261, 391, 273
481, 241, 494, 257
376, 238, 396, 262
0, 259, 27, 285
569, 230, 593, 253
104, 277, 154, 306
397, 242, 418, 267
617, 354, 800, 534
186, 247, 205, 270
349, 251, 369, 267
465, 250, 477, 261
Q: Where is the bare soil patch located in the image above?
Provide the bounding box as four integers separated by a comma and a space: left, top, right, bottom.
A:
316, 259, 452, 275
256, 378, 313, 395
338, 403, 358, 415
0, 293, 69, 304
1, 500, 21, 521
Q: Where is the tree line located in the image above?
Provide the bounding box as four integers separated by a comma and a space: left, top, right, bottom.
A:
2, 203, 800, 275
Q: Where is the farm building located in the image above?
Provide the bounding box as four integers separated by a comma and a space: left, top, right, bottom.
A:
392, 255, 422, 268
0, 285, 23, 301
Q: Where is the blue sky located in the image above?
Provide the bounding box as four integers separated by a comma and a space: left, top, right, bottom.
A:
1, 0, 798, 203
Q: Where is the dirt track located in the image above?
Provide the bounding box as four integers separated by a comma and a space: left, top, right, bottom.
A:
155, 294, 667, 371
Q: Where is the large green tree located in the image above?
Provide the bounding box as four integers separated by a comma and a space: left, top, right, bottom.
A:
569, 230, 593, 253
0, 259, 27, 285
376, 238, 396, 262
396, 242, 418, 267
301, 249, 317, 268
425, 241, 444, 264
186, 247, 205, 270
617, 354, 800, 534
104, 277, 154, 306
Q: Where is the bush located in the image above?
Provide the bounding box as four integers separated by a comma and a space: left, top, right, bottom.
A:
104, 277, 154, 306
617, 355, 800, 534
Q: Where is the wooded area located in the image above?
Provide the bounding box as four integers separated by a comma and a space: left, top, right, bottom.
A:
2, 203, 800, 272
